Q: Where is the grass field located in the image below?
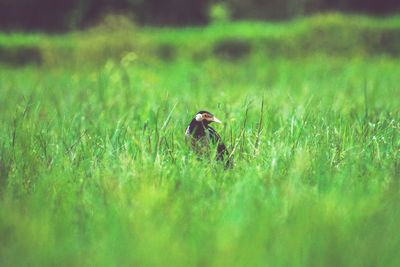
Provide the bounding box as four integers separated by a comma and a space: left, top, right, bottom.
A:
1, 15, 400, 266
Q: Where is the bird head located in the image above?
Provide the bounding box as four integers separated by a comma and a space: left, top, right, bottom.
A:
195, 111, 222, 125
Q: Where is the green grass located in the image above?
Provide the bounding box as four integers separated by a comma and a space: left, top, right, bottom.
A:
1, 16, 400, 267
1, 13, 400, 67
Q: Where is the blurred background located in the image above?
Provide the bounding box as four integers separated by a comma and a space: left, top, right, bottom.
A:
1, 0, 400, 31
1, 0, 400, 68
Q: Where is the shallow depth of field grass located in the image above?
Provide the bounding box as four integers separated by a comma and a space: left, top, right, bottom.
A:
1, 15, 400, 267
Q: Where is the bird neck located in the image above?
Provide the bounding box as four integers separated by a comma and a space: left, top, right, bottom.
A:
188, 119, 209, 137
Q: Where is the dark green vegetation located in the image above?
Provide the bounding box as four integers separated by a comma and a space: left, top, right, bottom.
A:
1, 14, 400, 67
0, 15, 400, 266
1, 0, 399, 31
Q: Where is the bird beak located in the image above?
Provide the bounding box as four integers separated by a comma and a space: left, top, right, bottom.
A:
212, 116, 222, 123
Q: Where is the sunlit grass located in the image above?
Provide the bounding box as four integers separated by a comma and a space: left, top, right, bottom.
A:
1, 15, 400, 266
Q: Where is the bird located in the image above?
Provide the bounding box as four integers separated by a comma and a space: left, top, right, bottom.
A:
185, 110, 232, 167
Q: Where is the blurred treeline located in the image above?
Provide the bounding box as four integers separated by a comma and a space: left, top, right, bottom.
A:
0, 0, 400, 32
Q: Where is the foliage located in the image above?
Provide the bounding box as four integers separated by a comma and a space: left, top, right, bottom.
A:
209, 3, 231, 24
1, 14, 400, 68
0, 0, 399, 31
0, 0, 211, 31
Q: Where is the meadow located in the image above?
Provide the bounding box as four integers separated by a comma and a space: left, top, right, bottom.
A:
0, 14, 400, 266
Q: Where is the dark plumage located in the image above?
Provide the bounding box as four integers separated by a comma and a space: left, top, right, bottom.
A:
185, 111, 231, 167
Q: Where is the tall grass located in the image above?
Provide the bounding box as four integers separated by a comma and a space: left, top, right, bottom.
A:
1, 54, 399, 266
